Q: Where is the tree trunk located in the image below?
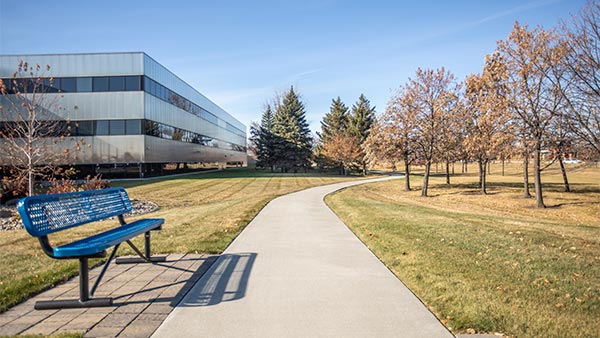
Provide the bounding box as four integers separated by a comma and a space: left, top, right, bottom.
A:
421, 161, 431, 197
480, 159, 487, 194
558, 155, 570, 192
533, 145, 545, 208
404, 160, 411, 191
28, 169, 33, 196
523, 153, 531, 198
362, 162, 367, 176
28, 152, 34, 196
465, 161, 468, 173
462, 161, 465, 173
502, 159, 505, 176
478, 159, 483, 188
445, 160, 450, 184
435, 162, 438, 173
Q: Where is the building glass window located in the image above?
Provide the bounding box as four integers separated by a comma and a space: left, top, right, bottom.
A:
96, 120, 109, 135
143, 120, 160, 137
109, 120, 125, 135
93, 77, 109, 92
125, 119, 141, 135
109, 76, 125, 91
43, 78, 60, 93
75, 120, 94, 136
160, 124, 173, 139
160, 84, 167, 100
125, 76, 141, 91
77, 77, 92, 92
60, 77, 76, 92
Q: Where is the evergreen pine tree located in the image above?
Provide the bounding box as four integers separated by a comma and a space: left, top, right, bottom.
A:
316, 97, 350, 172
318, 97, 349, 143
348, 94, 376, 174
250, 105, 275, 170
272, 87, 313, 172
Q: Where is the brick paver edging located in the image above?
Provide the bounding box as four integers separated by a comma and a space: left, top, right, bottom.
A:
0, 254, 217, 337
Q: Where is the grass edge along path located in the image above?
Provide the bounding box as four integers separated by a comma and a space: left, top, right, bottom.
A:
325, 167, 599, 338
0, 169, 368, 313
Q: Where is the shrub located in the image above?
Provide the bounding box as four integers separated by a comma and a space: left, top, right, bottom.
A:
81, 174, 110, 191
47, 177, 78, 194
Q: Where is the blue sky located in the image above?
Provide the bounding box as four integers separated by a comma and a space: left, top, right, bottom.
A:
0, 0, 586, 134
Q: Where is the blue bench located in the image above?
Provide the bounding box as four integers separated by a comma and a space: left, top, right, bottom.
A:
18, 187, 165, 310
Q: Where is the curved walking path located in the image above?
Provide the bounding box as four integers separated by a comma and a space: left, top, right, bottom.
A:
152, 176, 453, 338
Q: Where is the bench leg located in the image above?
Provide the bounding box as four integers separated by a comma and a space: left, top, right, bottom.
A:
34, 257, 112, 310
115, 231, 167, 264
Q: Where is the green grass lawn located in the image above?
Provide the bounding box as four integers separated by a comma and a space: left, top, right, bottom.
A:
326, 162, 599, 338
0, 169, 363, 313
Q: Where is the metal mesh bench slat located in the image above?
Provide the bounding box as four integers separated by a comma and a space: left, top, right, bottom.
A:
18, 188, 132, 237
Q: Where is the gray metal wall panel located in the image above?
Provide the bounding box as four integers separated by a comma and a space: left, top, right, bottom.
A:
0, 53, 144, 77
87, 135, 145, 164
144, 136, 246, 164
58, 92, 145, 120
0, 135, 145, 165
0, 92, 145, 121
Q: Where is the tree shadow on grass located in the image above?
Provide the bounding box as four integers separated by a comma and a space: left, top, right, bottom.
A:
116, 168, 364, 189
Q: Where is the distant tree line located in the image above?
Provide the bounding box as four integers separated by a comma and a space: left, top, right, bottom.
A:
365, 1, 600, 208
250, 89, 376, 176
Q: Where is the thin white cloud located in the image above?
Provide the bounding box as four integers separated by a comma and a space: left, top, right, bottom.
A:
286, 68, 323, 82
472, 0, 564, 26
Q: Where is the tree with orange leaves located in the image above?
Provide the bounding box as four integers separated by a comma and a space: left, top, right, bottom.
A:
463, 53, 513, 194
322, 133, 362, 176
497, 22, 566, 208
408, 67, 458, 197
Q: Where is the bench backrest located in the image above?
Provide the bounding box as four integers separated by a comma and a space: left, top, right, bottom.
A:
17, 188, 132, 237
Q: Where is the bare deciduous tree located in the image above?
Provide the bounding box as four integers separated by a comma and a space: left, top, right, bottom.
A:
463, 53, 513, 194
365, 87, 418, 191
497, 22, 565, 208
0, 61, 83, 197
407, 67, 458, 197
560, 0, 600, 158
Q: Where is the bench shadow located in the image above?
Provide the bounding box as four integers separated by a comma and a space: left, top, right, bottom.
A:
177, 252, 257, 307
111, 253, 256, 308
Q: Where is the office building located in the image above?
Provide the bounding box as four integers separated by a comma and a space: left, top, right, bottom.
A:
0, 52, 247, 178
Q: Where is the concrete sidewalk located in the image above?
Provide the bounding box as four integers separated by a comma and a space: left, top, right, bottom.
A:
153, 177, 454, 338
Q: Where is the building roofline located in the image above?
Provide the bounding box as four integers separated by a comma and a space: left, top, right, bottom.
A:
0, 51, 145, 57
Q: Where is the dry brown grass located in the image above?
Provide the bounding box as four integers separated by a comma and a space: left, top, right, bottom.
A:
326, 161, 599, 338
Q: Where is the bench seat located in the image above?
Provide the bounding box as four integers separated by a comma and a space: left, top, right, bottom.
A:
53, 218, 164, 258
